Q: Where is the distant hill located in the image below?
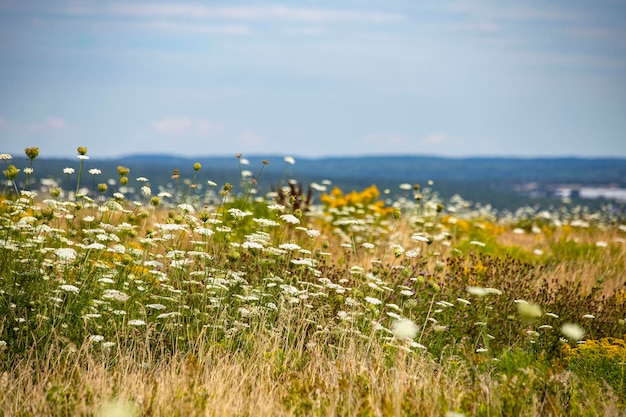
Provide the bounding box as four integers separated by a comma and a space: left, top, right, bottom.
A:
7, 154, 626, 210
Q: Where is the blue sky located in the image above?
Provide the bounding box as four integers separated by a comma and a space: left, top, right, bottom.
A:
1, 1, 625, 158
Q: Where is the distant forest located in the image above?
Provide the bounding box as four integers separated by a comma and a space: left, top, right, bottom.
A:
7, 154, 626, 211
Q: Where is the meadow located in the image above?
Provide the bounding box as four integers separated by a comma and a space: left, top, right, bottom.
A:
1, 148, 625, 416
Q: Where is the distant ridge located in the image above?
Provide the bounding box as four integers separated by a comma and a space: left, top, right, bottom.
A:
17, 154, 626, 183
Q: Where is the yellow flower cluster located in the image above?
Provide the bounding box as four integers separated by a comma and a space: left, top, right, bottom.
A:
320, 185, 394, 215
562, 336, 626, 361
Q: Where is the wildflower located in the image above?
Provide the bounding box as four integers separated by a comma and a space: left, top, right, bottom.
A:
117, 166, 130, 176
280, 214, 300, 224
306, 229, 320, 238
156, 312, 181, 319
77, 155, 89, 160
141, 186, 151, 197
25, 147, 39, 160
466, 286, 488, 297
127, 319, 146, 326
59, 284, 80, 294
146, 304, 167, 310
243, 241, 264, 250
279, 243, 301, 251
63, 167, 75, 174
337, 311, 350, 320
405, 249, 420, 258
228, 208, 253, 218
561, 323, 585, 341
207, 180, 217, 187
411, 233, 431, 243
193, 162, 201, 171
391, 319, 419, 340
89, 335, 105, 343
284, 156, 295, 165
582, 314, 595, 319
177, 203, 195, 214
3, 165, 20, 179
364, 296, 382, 305
390, 244, 404, 257
102, 289, 130, 302
456, 298, 471, 305
55, 247, 77, 261
0, 153, 13, 160
193, 227, 214, 236
469, 240, 486, 247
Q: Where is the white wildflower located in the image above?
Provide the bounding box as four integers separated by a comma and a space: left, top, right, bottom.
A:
561, 323, 585, 341
364, 296, 382, 306
391, 319, 419, 340
55, 247, 77, 261
280, 214, 300, 224
59, 284, 80, 294
466, 286, 488, 297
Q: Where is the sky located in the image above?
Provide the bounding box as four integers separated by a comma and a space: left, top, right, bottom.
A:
1, 0, 625, 159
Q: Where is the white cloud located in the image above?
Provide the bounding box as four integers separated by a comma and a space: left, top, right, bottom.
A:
238, 131, 266, 150
363, 134, 410, 147
0, 116, 67, 134
129, 21, 251, 36
66, 4, 403, 24
153, 117, 224, 137
421, 132, 460, 145
45, 116, 67, 129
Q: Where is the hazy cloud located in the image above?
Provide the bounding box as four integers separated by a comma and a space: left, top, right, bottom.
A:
153, 117, 224, 137
45, 116, 67, 130
0, 116, 67, 134
102, 4, 404, 24
364, 134, 410, 147
238, 131, 266, 150
421, 133, 461, 146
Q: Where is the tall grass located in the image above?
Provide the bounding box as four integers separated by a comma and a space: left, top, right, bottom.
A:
1, 148, 625, 416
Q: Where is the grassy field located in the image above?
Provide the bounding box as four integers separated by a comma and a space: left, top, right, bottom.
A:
1, 149, 625, 416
